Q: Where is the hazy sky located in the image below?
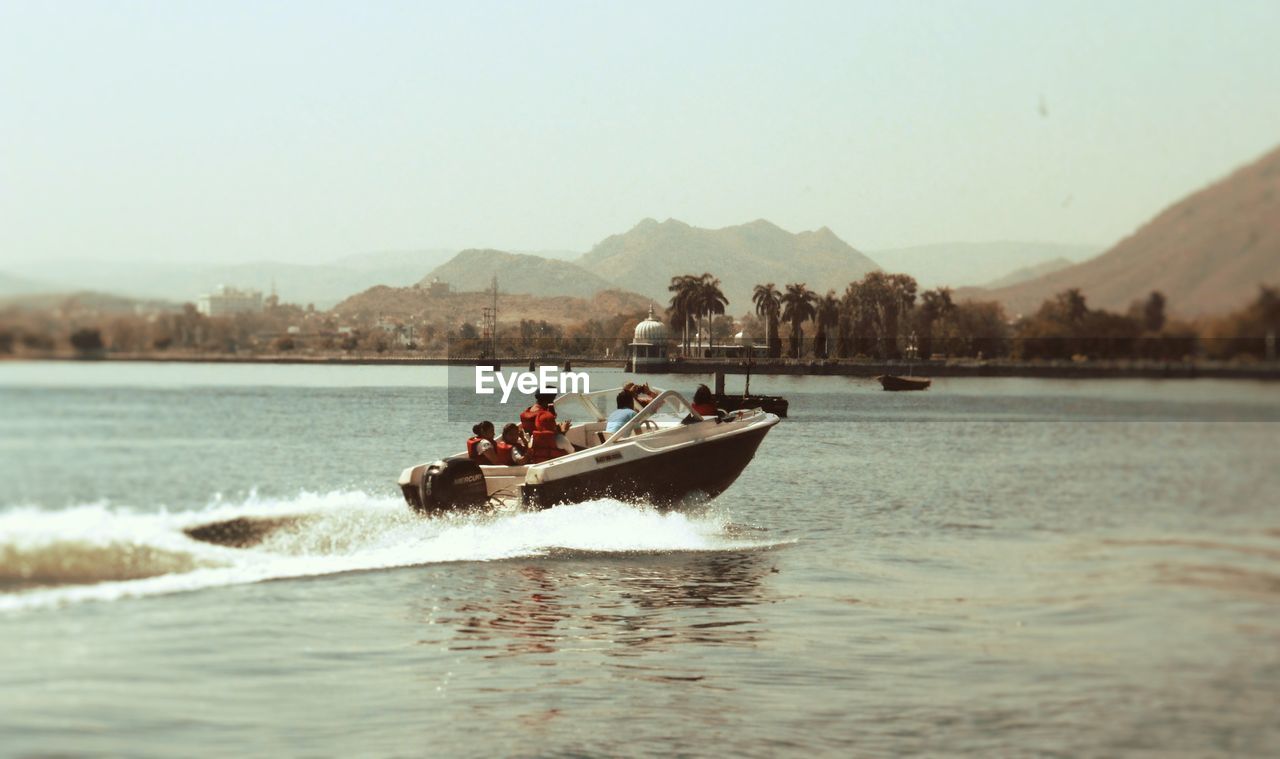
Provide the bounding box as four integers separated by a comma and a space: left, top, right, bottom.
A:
2, 0, 1278, 265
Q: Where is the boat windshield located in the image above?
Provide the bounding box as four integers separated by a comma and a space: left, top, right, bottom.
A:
553, 385, 668, 424
550, 390, 608, 423
603, 389, 696, 444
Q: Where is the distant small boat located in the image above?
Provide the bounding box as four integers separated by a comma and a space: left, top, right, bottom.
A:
876, 374, 931, 392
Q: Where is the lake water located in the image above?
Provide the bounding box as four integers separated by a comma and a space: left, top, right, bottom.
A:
2, 362, 1278, 756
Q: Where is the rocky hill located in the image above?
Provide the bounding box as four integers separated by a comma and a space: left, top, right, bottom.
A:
977, 144, 1280, 317
577, 218, 880, 312
332, 285, 655, 328
421, 249, 618, 298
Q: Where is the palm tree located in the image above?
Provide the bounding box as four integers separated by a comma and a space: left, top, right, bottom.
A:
668, 273, 727, 354
780, 282, 817, 359
695, 274, 728, 352
814, 290, 840, 359
667, 274, 700, 353
752, 283, 782, 358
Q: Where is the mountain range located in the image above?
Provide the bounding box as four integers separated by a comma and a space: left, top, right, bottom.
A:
420, 249, 620, 299
3, 230, 1095, 317
8, 143, 1279, 320
0, 252, 456, 310
971, 143, 1280, 318
412, 218, 883, 312
578, 218, 880, 309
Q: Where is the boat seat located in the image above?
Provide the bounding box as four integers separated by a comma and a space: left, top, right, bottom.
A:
561, 420, 608, 448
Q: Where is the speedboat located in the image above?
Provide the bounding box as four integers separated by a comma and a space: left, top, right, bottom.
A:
398, 387, 780, 515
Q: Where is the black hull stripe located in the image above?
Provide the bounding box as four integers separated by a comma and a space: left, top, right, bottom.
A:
522, 425, 772, 509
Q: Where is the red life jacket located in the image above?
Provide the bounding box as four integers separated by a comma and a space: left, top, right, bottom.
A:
523, 407, 567, 464
526, 430, 564, 464
692, 402, 718, 417
493, 440, 516, 465
466, 436, 490, 462
535, 408, 557, 430
519, 404, 543, 433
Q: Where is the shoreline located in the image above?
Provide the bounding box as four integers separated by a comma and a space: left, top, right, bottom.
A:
652, 358, 1280, 381
5, 353, 1280, 380
0, 353, 626, 367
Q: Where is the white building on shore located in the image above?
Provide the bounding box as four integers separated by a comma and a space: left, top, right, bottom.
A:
197, 286, 263, 317
627, 306, 670, 370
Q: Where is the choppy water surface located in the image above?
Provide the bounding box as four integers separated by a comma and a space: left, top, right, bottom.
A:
1, 362, 1278, 756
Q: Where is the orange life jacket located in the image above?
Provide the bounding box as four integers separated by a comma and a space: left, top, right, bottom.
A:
493, 440, 517, 465
466, 436, 489, 462
535, 408, 558, 429
519, 404, 543, 433
526, 430, 564, 464
692, 402, 718, 417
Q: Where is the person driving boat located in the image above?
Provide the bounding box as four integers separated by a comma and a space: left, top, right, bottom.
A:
605, 389, 637, 433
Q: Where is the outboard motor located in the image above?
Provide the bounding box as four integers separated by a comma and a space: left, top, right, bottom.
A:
403, 457, 489, 516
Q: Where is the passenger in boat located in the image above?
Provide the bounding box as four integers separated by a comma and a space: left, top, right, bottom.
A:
691, 384, 720, 418
526, 408, 574, 463
466, 421, 501, 464
519, 393, 552, 434
531, 393, 571, 435
494, 423, 528, 465
605, 389, 638, 433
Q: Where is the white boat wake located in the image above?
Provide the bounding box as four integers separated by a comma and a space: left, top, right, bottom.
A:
0, 490, 786, 613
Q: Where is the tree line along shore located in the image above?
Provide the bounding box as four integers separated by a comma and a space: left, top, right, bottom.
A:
2, 270, 1278, 370
12, 353, 1280, 382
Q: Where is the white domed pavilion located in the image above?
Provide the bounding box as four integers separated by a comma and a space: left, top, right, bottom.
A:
628, 306, 670, 370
